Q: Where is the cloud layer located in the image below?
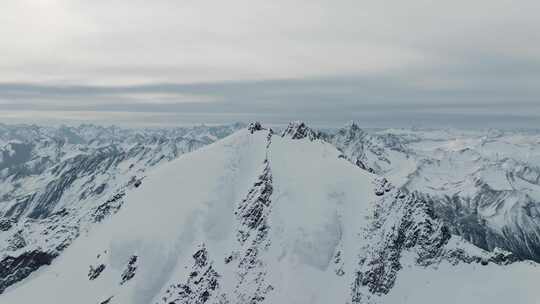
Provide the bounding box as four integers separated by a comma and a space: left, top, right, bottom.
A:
1, 0, 539, 127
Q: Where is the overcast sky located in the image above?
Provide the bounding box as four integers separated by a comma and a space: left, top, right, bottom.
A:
1, 0, 539, 128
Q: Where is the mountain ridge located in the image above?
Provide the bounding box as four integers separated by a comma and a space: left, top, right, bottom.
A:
2, 122, 538, 303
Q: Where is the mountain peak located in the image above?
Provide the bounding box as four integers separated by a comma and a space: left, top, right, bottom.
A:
247, 121, 265, 134
345, 120, 361, 131
2, 123, 540, 304
281, 121, 320, 140
339, 121, 367, 138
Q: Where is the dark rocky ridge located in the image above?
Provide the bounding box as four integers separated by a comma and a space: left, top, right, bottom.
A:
157, 245, 221, 304
232, 132, 274, 303
352, 178, 518, 303
323, 122, 540, 264
0, 250, 56, 294
281, 121, 320, 141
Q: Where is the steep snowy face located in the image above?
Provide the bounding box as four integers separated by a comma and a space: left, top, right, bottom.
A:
3, 125, 538, 304
0, 123, 243, 293
325, 124, 540, 263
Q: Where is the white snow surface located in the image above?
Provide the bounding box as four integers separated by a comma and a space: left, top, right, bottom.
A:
2, 129, 540, 304
385, 257, 539, 304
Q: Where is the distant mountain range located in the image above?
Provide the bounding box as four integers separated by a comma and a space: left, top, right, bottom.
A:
0, 122, 538, 303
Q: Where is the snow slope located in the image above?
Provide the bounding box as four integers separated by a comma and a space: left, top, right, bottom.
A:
0, 123, 243, 293
2, 123, 539, 304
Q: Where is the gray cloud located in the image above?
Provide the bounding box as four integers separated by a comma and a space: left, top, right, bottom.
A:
1, 74, 539, 128
0, 0, 539, 127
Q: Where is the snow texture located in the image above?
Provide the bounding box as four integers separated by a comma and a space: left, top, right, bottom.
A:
2, 122, 539, 303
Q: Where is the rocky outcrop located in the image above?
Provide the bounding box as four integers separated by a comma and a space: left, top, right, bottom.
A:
120, 255, 138, 285
92, 192, 126, 223
325, 122, 405, 174
423, 188, 540, 263
232, 152, 274, 303
88, 263, 106, 280
247, 122, 264, 134
352, 182, 450, 302
281, 121, 320, 141
157, 245, 221, 304
325, 122, 540, 266
351, 178, 520, 303
0, 250, 56, 294
207, 130, 276, 304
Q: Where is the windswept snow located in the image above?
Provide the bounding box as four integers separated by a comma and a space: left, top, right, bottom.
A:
1, 124, 540, 304
385, 258, 539, 304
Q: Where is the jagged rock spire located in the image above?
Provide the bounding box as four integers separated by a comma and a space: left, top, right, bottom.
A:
247, 121, 264, 134
344, 120, 361, 131
281, 121, 320, 140
339, 120, 367, 139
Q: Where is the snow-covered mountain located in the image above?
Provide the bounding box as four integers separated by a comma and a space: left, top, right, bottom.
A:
2, 122, 538, 303
0, 123, 243, 294
327, 123, 540, 263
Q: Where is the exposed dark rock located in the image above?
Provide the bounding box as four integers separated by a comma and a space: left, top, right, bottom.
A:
353, 188, 451, 300
248, 122, 264, 134
351, 180, 524, 303
7, 230, 27, 251
157, 245, 220, 304
232, 135, 274, 303
421, 187, 540, 263
0, 250, 56, 294
324, 121, 406, 175
93, 183, 107, 195
373, 177, 392, 196
224, 254, 235, 264
29, 150, 123, 219
88, 264, 106, 280
99, 296, 114, 304
355, 159, 376, 173
236, 160, 273, 242
120, 255, 138, 285
281, 121, 320, 141
92, 192, 126, 223
333, 250, 345, 276
444, 246, 519, 266
0, 218, 14, 231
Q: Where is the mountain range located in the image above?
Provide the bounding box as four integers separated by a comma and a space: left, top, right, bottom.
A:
0, 121, 539, 303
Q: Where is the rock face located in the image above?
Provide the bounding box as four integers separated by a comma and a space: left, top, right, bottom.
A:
323, 122, 540, 264
88, 263, 106, 280
158, 245, 221, 304
247, 122, 265, 134
120, 255, 138, 285
0, 123, 243, 294
2, 123, 538, 304
352, 178, 519, 303
354, 181, 451, 297
419, 186, 540, 262
281, 121, 320, 141
0, 250, 56, 293
232, 135, 274, 304
326, 122, 407, 175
